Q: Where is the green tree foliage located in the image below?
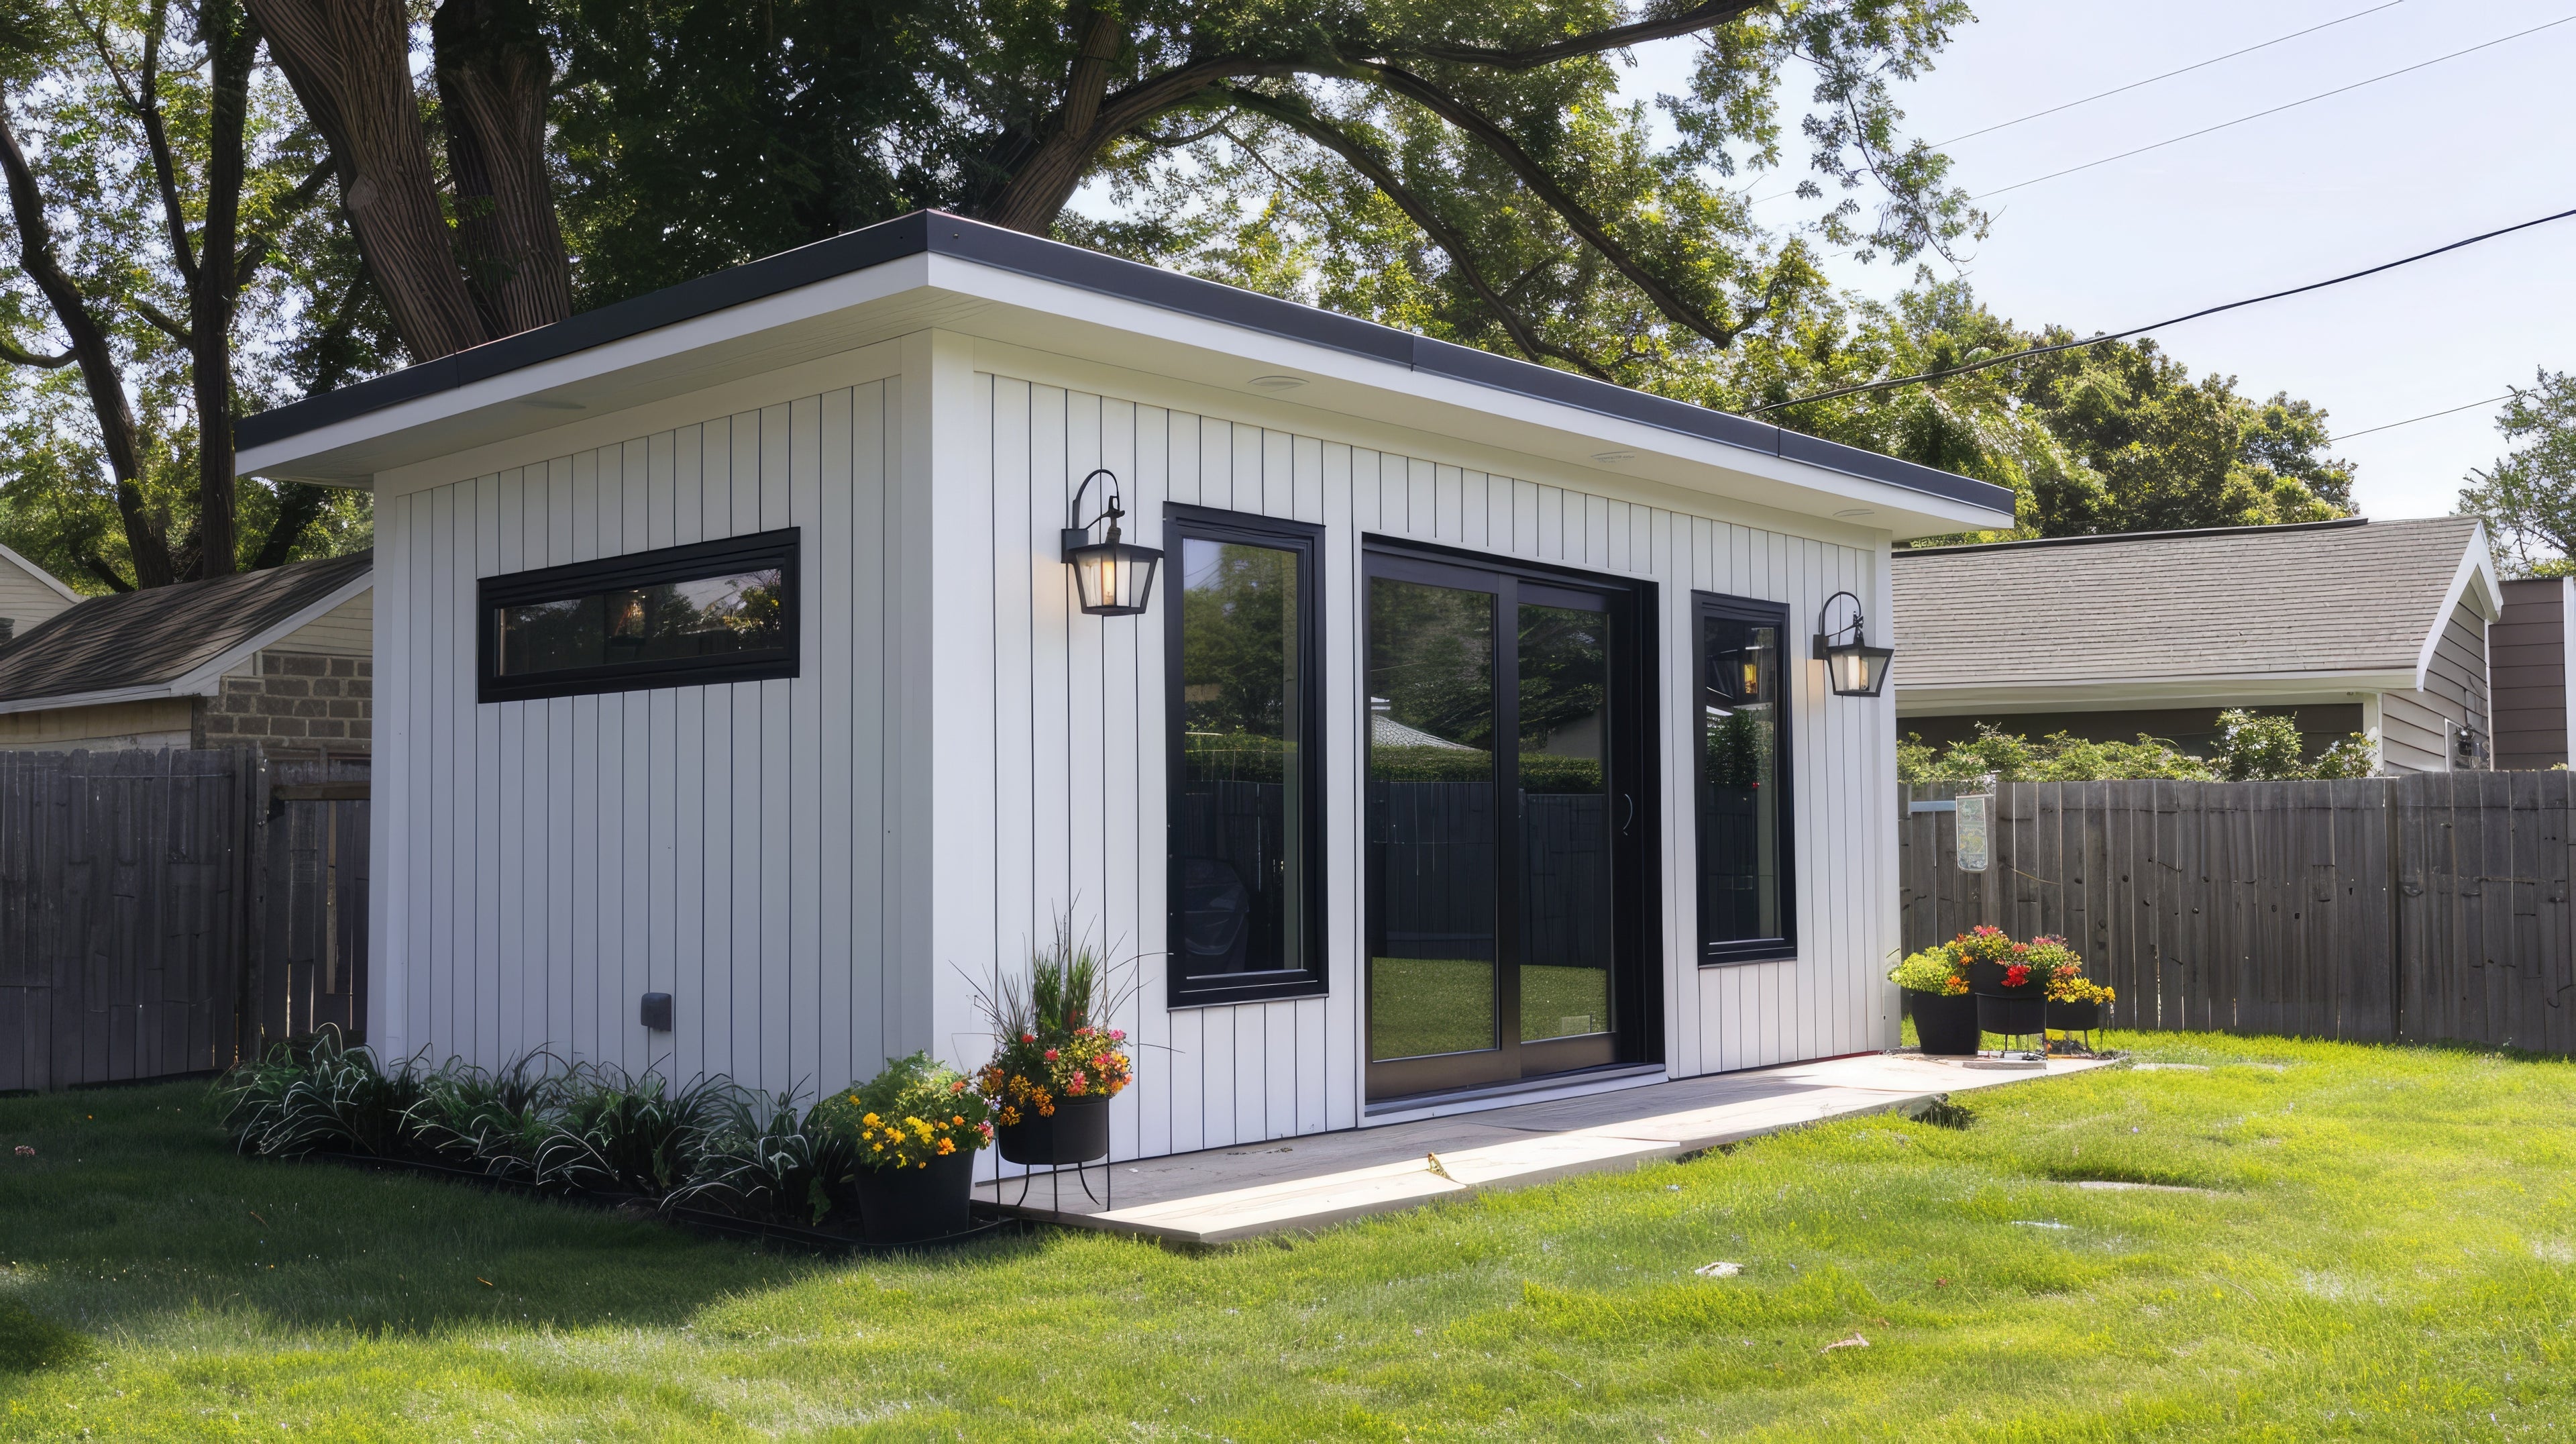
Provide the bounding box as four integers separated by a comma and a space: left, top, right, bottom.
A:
0, 0, 373, 591
2458, 370, 2576, 576
1730, 280, 2353, 544
1899, 711, 2376, 787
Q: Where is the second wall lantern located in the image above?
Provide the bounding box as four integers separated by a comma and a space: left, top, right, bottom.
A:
1061, 467, 1163, 617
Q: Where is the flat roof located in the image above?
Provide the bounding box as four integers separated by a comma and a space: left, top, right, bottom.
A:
237, 211, 2010, 517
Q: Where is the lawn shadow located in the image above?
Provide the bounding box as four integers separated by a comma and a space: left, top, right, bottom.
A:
0, 1081, 1053, 1343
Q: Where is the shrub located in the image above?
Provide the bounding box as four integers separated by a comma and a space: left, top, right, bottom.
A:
811, 1052, 993, 1171
402, 1053, 563, 1180
1889, 946, 1967, 995
216, 1027, 425, 1158
667, 1089, 854, 1226
533, 1065, 742, 1195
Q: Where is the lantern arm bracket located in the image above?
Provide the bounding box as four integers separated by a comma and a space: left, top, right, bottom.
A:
1811, 588, 1867, 658
1062, 467, 1126, 559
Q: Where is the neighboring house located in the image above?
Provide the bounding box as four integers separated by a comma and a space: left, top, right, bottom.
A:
1890, 517, 2502, 774
0, 552, 373, 756
2491, 575, 2576, 771
233, 211, 2012, 1158
0, 540, 78, 643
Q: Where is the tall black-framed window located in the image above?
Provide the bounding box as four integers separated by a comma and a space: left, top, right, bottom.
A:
1165, 507, 1326, 1007
1695, 591, 1794, 964
477, 529, 800, 703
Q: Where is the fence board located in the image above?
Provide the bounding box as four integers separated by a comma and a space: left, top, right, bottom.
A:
1890, 776, 2557, 1048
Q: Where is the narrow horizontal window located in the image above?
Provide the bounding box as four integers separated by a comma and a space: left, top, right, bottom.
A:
477, 529, 800, 703
1167, 507, 1327, 1007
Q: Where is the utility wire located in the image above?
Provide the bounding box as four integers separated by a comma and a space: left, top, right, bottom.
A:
1929, 0, 2413, 148
1745, 205, 2576, 415
2334, 393, 2513, 442
1980, 13, 2576, 197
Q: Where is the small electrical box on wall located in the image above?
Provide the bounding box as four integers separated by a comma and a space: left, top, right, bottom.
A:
639, 992, 674, 1033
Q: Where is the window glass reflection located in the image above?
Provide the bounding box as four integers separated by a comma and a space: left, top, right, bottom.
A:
1175, 539, 1305, 979
496, 568, 786, 677
1699, 611, 1785, 948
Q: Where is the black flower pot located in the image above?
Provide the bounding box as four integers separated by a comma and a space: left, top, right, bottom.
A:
1976, 990, 2047, 1037
2047, 997, 2103, 1032
847, 1147, 977, 1244
1909, 989, 1982, 1055
998, 1096, 1110, 1166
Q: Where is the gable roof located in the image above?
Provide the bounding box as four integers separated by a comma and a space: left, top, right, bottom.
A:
233, 211, 2013, 535
0, 541, 78, 607
1889, 517, 2498, 706
0, 551, 372, 713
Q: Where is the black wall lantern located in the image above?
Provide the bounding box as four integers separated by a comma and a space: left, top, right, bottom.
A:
1061, 468, 1163, 616
1812, 590, 1895, 697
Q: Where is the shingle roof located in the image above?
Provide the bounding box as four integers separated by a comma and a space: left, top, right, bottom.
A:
1889, 517, 2484, 689
0, 551, 371, 703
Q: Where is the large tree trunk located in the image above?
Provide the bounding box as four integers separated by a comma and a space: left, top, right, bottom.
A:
189, 0, 259, 580
433, 0, 570, 338
0, 106, 178, 588
245, 0, 492, 361
983, 10, 1132, 234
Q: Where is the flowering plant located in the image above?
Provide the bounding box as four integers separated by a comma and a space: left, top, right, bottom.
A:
810, 1052, 993, 1171
2049, 974, 2115, 1007
2018, 935, 2083, 991
1951, 925, 2017, 968
971, 913, 1137, 1126
1889, 946, 1968, 996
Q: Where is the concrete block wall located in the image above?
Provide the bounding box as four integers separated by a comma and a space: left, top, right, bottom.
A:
196, 650, 374, 756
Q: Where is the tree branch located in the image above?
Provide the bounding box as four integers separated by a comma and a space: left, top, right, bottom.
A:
0, 336, 75, 368
78, 0, 201, 285
234, 154, 335, 294
132, 297, 193, 344
1352, 60, 1742, 348
1211, 86, 1613, 383
1379, 1, 1771, 70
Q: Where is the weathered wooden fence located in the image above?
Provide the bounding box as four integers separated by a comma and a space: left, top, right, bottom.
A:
1899, 774, 2576, 1054
0, 748, 369, 1091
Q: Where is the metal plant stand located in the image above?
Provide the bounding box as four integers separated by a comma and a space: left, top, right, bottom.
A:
998, 1117, 1114, 1215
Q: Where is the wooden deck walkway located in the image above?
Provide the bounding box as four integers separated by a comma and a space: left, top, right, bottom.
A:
976, 1051, 2114, 1243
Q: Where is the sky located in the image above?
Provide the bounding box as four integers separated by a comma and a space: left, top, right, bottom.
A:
1611, 0, 2576, 521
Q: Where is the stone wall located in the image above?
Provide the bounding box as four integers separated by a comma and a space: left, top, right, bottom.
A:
196, 650, 373, 756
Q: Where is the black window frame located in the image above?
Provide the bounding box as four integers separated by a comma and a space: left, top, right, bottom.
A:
1164, 505, 1329, 1008
1694, 590, 1797, 966
476, 527, 802, 704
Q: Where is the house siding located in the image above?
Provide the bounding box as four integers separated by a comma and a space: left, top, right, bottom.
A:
0, 554, 71, 639
370, 344, 1898, 1163
375, 380, 904, 1089
2381, 595, 2493, 773
2491, 576, 2569, 770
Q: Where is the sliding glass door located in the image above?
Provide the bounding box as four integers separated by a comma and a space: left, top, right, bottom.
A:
1364, 546, 1654, 1101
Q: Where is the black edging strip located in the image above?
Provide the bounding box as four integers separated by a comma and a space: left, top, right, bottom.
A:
298, 1149, 1024, 1256
235, 211, 2012, 515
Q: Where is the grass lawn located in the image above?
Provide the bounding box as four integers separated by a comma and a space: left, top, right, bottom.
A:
4, 1033, 2573, 1441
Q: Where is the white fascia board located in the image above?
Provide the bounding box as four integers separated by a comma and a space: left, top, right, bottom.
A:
0, 542, 79, 603
0, 568, 373, 717
2412, 523, 2504, 688
1892, 670, 2413, 716
235, 255, 943, 482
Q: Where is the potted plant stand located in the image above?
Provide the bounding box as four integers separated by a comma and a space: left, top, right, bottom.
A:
997, 1097, 1113, 1213
1910, 990, 1981, 1056
2046, 996, 2104, 1051
847, 1149, 979, 1244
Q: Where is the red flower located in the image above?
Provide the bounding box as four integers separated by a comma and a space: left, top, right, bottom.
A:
1021, 1032, 1036, 1043
2003, 963, 2031, 988
1044, 1048, 1059, 1062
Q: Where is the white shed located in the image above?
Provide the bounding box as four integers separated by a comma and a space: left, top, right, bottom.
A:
235, 213, 2010, 1153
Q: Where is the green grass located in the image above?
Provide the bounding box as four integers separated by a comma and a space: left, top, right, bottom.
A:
1371, 957, 1611, 1058
4, 1032, 2573, 1439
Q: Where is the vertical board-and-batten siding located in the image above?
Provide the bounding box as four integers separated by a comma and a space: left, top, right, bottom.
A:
370, 342, 1896, 1163
374, 378, 903, 1091
976, 371, 1893, 1159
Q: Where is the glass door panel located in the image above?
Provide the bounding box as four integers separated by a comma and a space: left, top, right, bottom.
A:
1516, 597, 1613, 1044
1366, 575, 1501, 1073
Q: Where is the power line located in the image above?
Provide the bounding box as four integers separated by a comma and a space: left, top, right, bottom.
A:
1929, 0, 2414, 148
1980, 13, 2576, 198
2334, 393, 2513, 442
1745, 205, 2576, 415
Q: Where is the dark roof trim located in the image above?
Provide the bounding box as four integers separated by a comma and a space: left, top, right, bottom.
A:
238, 211, 2010, 515
1896, 517, 2375, 558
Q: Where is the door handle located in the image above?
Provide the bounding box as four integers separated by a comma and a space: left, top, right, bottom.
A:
1621, 792, 1635, 833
